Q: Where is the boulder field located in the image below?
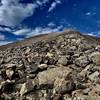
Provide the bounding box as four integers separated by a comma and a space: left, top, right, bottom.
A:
0, 30, 100, 100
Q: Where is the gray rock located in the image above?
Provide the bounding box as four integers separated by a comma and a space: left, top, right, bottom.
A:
38, 64, 48, 70
53, 78, 75, 94
90, 52, 100, 66
75, 56, 90, 67
25, 64, 38, 74
58, 56, 68, 66
88, 71, 99, 81
20, 79, 36, 96
5, 63, 16, 69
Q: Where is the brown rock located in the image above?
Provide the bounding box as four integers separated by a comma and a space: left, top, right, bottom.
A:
88, 71, 99, 81
75, 56, 90, 67
53, 78, 75, 94
52, 94, 63, 100
20, 79, 36, 96
37, 67, 72, 86
90, 52, 100, 66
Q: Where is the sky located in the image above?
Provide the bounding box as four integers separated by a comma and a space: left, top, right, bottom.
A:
0, 0, 100, 45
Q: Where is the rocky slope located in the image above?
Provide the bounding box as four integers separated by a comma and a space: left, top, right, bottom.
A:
0, 30, 100, 100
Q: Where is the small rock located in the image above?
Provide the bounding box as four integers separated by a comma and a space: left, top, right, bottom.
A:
6, 64, 16, 69
88, 71, 99, 81
75, 56, 90, 67
38, 64, 48, 70
25, 64, 38, 74
6, 69, 14, 79
20, 79, 36, 96
58, 56, 68, 66
52, 94, 63, 100
46, 52, 53, 58
79, 64, 93, 77
90, 52, 100, 66
63, 94, 71, 100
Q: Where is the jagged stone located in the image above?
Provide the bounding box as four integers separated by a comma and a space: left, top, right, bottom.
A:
6, 69, 14, 79
88, 71, 99, 81
20, 79, 36, 96
53, 78, 75, 94
75, 56, 90, 68
90, 52, 100, 66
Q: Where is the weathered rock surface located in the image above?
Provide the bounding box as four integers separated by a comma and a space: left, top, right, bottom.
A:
0, 30, 100, 99
37, 67, 72, 86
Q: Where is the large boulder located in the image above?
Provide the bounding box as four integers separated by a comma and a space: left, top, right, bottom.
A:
37, 67, 72, 86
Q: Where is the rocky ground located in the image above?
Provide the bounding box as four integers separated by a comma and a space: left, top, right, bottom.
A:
0, 30, 100, 100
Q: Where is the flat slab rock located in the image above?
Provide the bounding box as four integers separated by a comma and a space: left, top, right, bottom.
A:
72, 96, 100, 100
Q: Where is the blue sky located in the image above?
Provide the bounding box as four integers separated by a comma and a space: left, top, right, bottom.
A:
0, 0, 100, 45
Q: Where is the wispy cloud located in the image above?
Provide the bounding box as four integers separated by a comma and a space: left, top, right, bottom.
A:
13, 28, 32, 36
13, 25, 63, 38
0, 41, 13, 46
0, 33, 5, 40
48, 0, 61, 12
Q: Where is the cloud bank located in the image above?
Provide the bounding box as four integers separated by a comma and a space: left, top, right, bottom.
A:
0, 0, 37, 27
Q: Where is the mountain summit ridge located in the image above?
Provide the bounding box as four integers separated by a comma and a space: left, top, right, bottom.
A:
0, 30, 100, 51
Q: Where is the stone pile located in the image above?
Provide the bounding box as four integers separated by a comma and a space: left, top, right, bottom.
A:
0, 31, 100, 100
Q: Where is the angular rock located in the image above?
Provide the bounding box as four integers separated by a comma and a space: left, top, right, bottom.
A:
88, 71, 99, 81
20, 79, 36, 96
6, 69, 14, 79
53, 78, 75, 94
75, 56, 90, 67
90, 52, 100, 66
25, 64, 38, 74
52, 94, 63, 100
58, 56, 68, 66
5, 63, 16, 69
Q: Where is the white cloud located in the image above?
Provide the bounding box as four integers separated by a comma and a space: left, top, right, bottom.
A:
85, 12, 91, 16
0, 26, 12, 32
85, 11, 96, 16
48, 0, 61, 12
0, 0, 52, 27
0, 0, 40, 27
26, 26, 63, 38
88, 31, 100, 37
48, 22, 55, 27
0, 41, 13, 46
0, 33, 5, 40
13, 28, 32, 35
13, 25, 63, 38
